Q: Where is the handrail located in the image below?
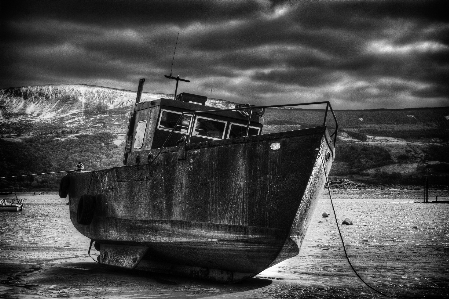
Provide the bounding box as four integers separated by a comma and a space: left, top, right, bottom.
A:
181, 101, 339, 146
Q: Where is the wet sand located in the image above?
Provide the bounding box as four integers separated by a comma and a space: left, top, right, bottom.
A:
1, 189, 448, 298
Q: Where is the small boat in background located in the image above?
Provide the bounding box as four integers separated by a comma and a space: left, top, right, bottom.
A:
0, 198, 23, 212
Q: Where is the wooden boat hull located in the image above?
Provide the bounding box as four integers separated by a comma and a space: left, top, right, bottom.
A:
65, 127, 334, 281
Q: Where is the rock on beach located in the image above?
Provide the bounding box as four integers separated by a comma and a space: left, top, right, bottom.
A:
342, 218, 353, 225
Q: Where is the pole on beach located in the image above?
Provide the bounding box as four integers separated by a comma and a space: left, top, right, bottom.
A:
423, 176, 427, 203
423, 166, 429, 203
425, 176, 428, 203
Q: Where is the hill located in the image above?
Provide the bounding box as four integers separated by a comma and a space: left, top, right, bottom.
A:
263, 107, 449, 187
1, 85, 448, 190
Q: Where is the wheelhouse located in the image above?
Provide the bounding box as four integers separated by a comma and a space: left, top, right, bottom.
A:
124, 93, 262, 166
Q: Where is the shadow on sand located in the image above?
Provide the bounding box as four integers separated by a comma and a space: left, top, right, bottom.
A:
1, 261, 272, 298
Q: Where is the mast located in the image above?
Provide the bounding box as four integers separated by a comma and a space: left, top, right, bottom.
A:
164, 74, 190, 99
165, 32, 189, 99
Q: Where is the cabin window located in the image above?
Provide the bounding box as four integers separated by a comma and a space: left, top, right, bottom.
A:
227, 123, 260, 138
192, 116, 226, 140
133, 120, 147, 148
158, 110, 192, 134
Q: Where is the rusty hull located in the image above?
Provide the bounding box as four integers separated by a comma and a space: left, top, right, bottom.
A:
67, 127, 334, 282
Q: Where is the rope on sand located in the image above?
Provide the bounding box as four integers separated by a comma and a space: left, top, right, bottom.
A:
87, 239, 99, 263
325, 178, 391, 298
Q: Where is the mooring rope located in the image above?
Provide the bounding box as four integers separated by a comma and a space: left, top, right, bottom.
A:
87, 239, 98, 263
325, 177, 391, 298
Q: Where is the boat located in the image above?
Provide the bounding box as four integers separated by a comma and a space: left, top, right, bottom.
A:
59, 76, 338, 282
0, 198, 23, 212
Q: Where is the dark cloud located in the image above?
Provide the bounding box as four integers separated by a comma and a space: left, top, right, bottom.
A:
1, 0, 266, 28
296, 0, 449, 30
252, 68, 338, 87
1, 0, 448, 109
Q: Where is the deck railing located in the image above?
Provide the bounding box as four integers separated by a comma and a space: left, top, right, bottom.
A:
182, 101, 339, 146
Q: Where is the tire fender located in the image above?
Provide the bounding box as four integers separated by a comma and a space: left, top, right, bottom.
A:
59, 175, 70, 198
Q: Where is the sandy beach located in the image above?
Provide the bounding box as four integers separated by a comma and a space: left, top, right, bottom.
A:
1, 189, 448, 298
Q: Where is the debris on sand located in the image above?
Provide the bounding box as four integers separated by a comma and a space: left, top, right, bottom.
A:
342, 218, 353, 225
322, 212, 329, 218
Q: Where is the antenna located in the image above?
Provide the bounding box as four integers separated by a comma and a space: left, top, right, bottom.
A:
165, 32, 189, 99
169, 32, 179, 77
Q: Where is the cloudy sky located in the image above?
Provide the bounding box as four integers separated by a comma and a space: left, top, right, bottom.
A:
1, 0, 448, 109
